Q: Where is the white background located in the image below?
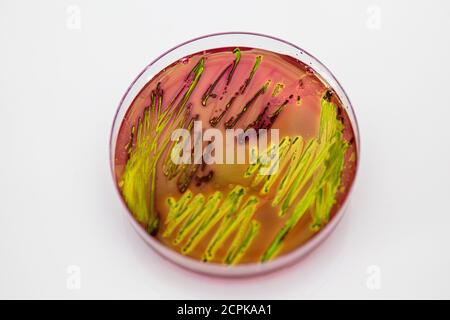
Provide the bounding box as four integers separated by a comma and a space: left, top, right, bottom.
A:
1, 0, 450, 299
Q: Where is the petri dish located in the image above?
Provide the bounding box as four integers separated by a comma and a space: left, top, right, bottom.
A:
110, 32, 360, 277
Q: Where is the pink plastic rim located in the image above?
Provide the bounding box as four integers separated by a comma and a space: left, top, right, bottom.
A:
109, 32, 360, 277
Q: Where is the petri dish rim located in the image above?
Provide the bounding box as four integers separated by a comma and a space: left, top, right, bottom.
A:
109, 32, 360, 277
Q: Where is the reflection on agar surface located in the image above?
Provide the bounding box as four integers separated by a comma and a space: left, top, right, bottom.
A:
114, 47, 358, 265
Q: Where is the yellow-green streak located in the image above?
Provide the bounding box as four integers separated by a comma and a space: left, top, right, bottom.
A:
272, 138, 316, 208
163, 185, 261, 263
227, 48, 241, 84
252, 136, 292, 191
119, 58, 204, 232
277, 139, 332, 217
162, 117, 196, 180
271, 83, 284, 97
225, 220, 260, 265
261, 174, 321, 262
261, 93, 349, 261
270, 136, 304, 201
182, 186, 246, 254
204, 196, 258, 261
260, 137, 298, 195
174, 192, 222, 245
240, 55, 262, 94
163, 193, 204, 237
244, 136, 291, 180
